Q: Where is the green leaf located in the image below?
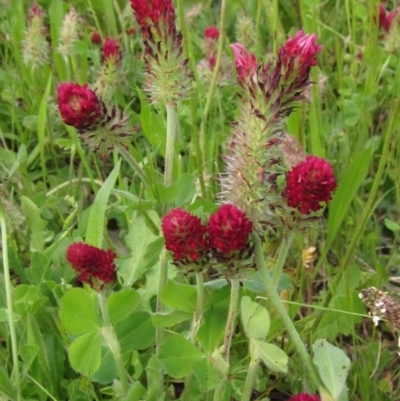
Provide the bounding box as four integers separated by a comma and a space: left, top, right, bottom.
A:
151, 309, 193, 327
69, 331, 102, 375
118, 213, 159, 287
60, 288, 99, 335
0, 365, 15, 399
159, 334, 204, 378
176, 174, 197, 207
107, 289, 140, 325
13, 285, 48, 316
384, 218, 400, 232
115, 312, 155, 352
30, 252, 51, 285
145, 356, 166, 401
20, 344, 39, 376
240, 296, 270, 340
252, 339, 288, 373
159, 280, 197, 311
91, 347, 117, 384
312, 339, 351, 400
120, 382, 148, 401
20, 196, 51, 253
0, 308, 21, 322
85, 159, 121, 247
192, 357, 225, 390
197, 307, 226, 354
326, 146, 375, 249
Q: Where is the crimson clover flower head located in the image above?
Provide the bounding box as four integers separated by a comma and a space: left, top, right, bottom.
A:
208, 204, 253, 256
57, 82, 104, 131
91, 31, 102, 45
130, 0, 175, 29
279, 30, 323, 69
285, 155, 337, 215
288, 394, 321, 401
161, 208, 210, 263
27, 2, 43, 21
102, 37, 121, 62
231, 43, 257, 83
66, 242, 117, 288
204, 26, 219, 41
378, 5, 396, 32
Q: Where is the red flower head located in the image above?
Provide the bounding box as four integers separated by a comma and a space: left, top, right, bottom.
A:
130, 0, 175, 29
102, 37, 121, 62
161, 208, 210, 263
66, 242, 117, 288
231, 43, 257, 83
378, 4, 397, 32
91, 31, 102, 45
208, 204, 253, 256
57, 82, 104, 131
279, 30, 323, 70
285, 156, 337, 215
288, 394, 321, 401
27, 2, 43, 22
204, 26, 219, 41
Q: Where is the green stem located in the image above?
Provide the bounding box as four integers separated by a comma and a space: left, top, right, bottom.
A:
252, 232, 323, 391
115, 144, 148, 186
97, 292, 129, 395
191, 271, 205, 340
156, 250, 168, 356
199, 0, 227, 170
272, 231, 295, 287
0, 202, 21, 401
165, 103, 177, 188
213, 278, 240, 401
241, 342, 259, 401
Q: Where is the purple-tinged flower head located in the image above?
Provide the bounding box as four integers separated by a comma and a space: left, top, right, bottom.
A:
130, 0, 192, 103
231, 43, 257, 83
204, 26, 219, 41
23, 2, 49, 68
57, 82, 132, 155
91, 31, 102, 45
279, 31, 322, 69
162, 209, 210, 264
66, 242, 117, 289
377, 4, 400, 53
208, 204, 252, 256
284, 156, 337, 215
57, 82, 104, 131
288, 394, 321, 401
220, 33, 322, 228
102, 37, 121, 62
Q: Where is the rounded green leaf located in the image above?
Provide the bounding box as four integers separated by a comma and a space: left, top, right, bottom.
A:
159, 334, 204, 378
107, 289, 140, 325
159, 280, 197, 311
312, 339, 351, 399
240, 296, 270, 340
69, 331, 101, 375
60, 288, 99, 335
13, 285, 48, 316
192, 357, 225, 390
253, 339, 288, 373
151, 310, 193, 327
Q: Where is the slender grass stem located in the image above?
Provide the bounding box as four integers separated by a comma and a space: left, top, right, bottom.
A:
115, 144, 148, 186
252, 232, 323, 391
272, 231, 295, 287
213, 278, 240, 401
97, 291, 129, 395
0, 202, 22, 401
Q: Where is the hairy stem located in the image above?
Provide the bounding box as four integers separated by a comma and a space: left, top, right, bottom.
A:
98, 291, 129, 395
115, 144, 148, 185
241, 342, 259, 401
252, 232, 323, 390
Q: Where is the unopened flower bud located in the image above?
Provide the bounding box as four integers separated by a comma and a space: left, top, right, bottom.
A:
57, 7, 79, 58
230, 43, 257, 83
288, 394, 320, 401
91, 31, 102, 45
102, 37, 121, 62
